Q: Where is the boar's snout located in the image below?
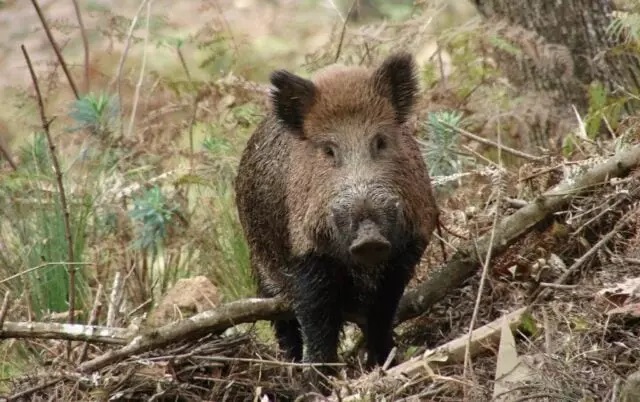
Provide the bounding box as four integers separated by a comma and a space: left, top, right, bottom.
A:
349, 220, 391, 266
328, 184, 404, 266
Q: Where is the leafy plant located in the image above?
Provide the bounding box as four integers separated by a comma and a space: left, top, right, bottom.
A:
585, 80, 630, 140
129, 186, 181, 256
68, 92, 120, 138
419, 110, 466, 177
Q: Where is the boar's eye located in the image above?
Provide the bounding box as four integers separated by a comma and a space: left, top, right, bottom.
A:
371, 134, 388, 156
319, 142, 339, 163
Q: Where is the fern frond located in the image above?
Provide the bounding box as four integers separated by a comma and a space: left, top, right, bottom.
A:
419, 110, 465, 177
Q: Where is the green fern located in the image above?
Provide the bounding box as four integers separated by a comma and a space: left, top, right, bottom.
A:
585, 80, 629, 140
129, 186, 181, 256
68, 92, 120, 137
420, 110, 465, 177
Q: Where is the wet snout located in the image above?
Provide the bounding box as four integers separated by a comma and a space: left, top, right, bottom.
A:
349, 219, 391, 266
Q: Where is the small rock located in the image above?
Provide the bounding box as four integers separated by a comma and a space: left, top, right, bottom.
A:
148, 276, 221, 327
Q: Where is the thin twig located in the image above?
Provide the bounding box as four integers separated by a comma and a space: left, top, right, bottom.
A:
126, 0, 154, 140
440, 120, 545, 162
21, 45, 77, 347
571, 188, 638, 235
529, 205, 640, 304
29, 0, 80, 99
463, 119, 504, 385
176, 45, 198, 172
0, 291, 11, 329
77, 284, 103, 364
71, 0, 90, 93
0, 140, 17, 171
6, 378, 63, 402
0, 262, 90, 286
538, 282, 578, 290
112, 0, 150, 138
334, 0, 357, 63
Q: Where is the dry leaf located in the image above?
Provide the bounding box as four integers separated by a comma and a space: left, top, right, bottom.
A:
597, 277, 640, 307
493, 314, 532, 401
607, 302, 640, 317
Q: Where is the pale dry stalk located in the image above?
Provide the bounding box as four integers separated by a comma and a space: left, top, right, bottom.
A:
126, 0, 154, 141
112, 0, 150, 138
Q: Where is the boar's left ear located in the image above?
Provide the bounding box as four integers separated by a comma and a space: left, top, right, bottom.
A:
269, 70, 317, 136
372, 52, 418, 124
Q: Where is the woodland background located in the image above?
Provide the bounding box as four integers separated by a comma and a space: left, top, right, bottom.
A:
1, 0, 640, 400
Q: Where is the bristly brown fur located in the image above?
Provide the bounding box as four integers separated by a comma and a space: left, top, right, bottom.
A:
234, 51, 438, 394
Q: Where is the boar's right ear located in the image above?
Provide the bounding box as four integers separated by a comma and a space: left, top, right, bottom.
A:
269, 70, 317, 135
372, 52, 418, 124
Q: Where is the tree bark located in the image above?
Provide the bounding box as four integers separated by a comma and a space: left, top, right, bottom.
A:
470, 0, 640, 149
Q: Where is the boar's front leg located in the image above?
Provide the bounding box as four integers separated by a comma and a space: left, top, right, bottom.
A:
364, 250, 420, 368
256, 280, 303, 362
290, 255, 343, 365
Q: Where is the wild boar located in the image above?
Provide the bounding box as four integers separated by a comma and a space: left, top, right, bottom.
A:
234, 52, 438, 381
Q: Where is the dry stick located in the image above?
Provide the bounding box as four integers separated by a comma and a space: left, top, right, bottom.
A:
78, 297, 290, 373
0, 141, 18, 171
0, 262, 90, 286
439, 120, 544, 162
176, 45, 198, 172
76, 284, 103, 364
126, 0, 153, 141
106, 271, 124, 328
334, 0, 357, 63
21, 45, 77, 355
463, 127, 505, 385
0, 321, 129, 344
111, 0, 150, 138
6, 378, 64, 402
0, 291, 11, 328
29, 0, 79, 100
70, 0, 90, 93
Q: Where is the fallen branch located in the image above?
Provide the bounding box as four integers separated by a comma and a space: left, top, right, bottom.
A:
78, 297, 290, 373
396, 143, 640, 322
0, 321, 130, 345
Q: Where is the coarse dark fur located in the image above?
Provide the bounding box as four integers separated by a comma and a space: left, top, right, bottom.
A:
234, 52, 438, 387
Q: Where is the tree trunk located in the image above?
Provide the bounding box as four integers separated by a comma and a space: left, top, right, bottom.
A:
470, 0, 640, 149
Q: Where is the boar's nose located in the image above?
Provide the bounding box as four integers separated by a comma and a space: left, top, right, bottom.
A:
349, 220, 391, 266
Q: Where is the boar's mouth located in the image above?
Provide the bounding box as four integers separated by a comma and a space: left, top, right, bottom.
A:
348, 219, 392, 266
